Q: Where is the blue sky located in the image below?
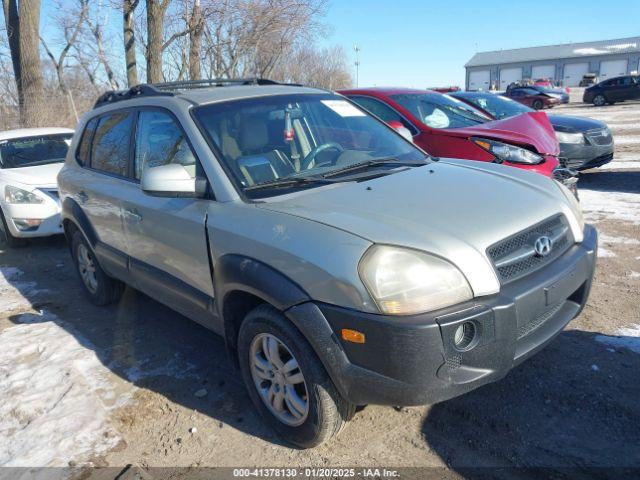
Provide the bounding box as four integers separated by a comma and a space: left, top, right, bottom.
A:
323, 0, 640, 88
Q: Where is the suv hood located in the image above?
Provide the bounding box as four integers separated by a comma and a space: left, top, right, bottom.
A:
1, 162, 63, 187
257, 160, 581, 297
441, 111, 560, 156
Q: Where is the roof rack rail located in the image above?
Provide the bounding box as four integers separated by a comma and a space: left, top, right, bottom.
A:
151, 78, 294, 91
94, 84, 174, 108
93, 78, 303, 108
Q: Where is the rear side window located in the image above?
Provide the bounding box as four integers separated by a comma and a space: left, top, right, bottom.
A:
90, 111, 133, 177
76, 118, 98, 166
134, 110, 196, 180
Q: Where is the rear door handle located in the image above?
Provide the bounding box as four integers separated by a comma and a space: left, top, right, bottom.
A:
124, 208, 142, 222
77, 191, 89, 204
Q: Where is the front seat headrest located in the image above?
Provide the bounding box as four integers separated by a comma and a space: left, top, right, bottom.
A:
239, 117, 269, 153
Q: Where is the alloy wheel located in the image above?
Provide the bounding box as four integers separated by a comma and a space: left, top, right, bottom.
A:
77, 243, 98, 293
249, 333, 309, 426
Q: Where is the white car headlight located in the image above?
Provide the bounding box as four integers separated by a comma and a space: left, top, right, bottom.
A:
472, 138, 544, 164
5, 186, 44, 204
555, 131, 585, 144
359, 245, 473, 315
555, 180, 585, 235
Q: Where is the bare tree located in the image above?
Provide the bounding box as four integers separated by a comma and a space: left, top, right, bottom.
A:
85, 3, 120, 90
40, 0, 90, 94
2, 0, 44, 126
146, 0, 169, 82
188, 0, 203, 80
123, 0, 139, 86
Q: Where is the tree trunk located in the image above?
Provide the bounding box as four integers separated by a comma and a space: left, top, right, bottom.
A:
2, 0, 21, 96
146, 0, 167, 83
17, 0, 43, 127
123, 0, 139, 87
188, 0, 203, 80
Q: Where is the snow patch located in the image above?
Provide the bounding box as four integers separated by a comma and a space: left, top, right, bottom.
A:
599, 161, 640, 170
596, 324, 640, 354
0, 312, 128, 466
613, 136, 640, 145
599, 233, 640, 245
598, 247, 616, 258
0, 266, 50, 312
580, 189, 640, 225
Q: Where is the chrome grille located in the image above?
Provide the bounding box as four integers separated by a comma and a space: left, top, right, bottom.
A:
487, 215, 573, 283
585, 128, 613, 146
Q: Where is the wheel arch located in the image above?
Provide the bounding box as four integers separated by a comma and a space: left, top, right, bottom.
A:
214, 254, 310, 360
61, 197, 98, 250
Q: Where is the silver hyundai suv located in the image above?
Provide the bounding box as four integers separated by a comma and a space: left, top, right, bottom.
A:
58, 79, 597, 448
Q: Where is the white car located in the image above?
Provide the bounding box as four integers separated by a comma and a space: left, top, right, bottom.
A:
0, 127, 74, 247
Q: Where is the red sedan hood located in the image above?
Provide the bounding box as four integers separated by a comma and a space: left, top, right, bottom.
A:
442, 112, 560, 156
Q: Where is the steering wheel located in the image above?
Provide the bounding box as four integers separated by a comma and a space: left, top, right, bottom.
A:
301, 142, 344, 170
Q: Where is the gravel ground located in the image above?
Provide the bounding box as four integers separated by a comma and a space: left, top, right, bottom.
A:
0, 100, 639, 478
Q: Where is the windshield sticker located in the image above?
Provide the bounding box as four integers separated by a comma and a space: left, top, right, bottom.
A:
322, 100, 366, 117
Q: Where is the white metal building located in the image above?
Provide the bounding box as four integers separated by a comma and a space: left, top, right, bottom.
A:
465, 37, 640, 90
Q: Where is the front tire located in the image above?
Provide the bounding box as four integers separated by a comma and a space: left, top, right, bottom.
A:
238, 304, 355, 448
0, 209, 26, 248
71, 230, 123, 305
593, 94, 606, 107
532, 99, 543, 110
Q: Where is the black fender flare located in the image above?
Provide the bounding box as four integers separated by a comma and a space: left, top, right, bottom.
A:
61, 197, 98, 248
214, 254, 310, 349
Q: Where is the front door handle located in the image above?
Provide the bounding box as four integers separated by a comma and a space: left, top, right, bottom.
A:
124, 208, 142, 222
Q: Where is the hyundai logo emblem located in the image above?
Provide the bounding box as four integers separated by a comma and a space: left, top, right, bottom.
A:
534, 236, 553, 257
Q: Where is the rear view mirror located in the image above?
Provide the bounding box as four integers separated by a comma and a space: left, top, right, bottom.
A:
141, 164, 207, 198
387, 121, 414, 143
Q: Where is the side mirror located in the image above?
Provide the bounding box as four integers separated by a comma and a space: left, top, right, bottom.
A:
387, 121, 414, 143
141, 163, 207, 198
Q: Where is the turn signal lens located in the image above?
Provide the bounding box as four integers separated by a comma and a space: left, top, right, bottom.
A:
341, 329, 366, 344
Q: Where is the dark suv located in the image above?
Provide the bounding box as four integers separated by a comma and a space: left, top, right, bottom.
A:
583, 75, 640, 106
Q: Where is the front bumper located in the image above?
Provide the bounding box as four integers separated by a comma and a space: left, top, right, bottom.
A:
2, 199, 63, 238
559, 142, 614, 170
287, 225, 597, 406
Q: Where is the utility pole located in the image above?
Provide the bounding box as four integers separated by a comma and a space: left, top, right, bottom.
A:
354, 45, 361, 87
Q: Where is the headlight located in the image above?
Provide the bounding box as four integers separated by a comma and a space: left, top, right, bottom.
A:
472, 138, 544, 165
555, 180, 585, 234
5, 186, 44, 204
359, 245, 473, 315
555, 131, 585, 144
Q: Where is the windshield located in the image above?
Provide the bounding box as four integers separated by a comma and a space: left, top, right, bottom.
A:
193, 93, 427, 198
389, 93, 489, 129
456, 94, 533, 120
0, 134, 72, 169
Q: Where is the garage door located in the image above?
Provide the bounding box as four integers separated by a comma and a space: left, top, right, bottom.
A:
499, 67, 522, 89
468, 70, 490, 91
563, 63, 589, 87
600, 59, 628, 80
531, 64, 555, 81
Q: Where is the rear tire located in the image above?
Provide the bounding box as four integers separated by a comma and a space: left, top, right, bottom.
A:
593, 94, 606, 107
237, 304, 355, 448
0, 209, 26, 248
532, 99, 543, 110
71, 230, 124, 305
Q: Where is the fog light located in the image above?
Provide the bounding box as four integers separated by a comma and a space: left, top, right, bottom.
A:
13, 218, 42, 231
453, 322, 476, 351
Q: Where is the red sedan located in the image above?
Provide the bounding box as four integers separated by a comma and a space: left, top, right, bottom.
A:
505, 86, 561, 110
338, 87, 559, 178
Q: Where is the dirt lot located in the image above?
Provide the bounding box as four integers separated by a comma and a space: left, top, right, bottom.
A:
1, 100, 639, 478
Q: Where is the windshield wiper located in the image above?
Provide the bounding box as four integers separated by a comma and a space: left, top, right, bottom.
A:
322, 157, 426, 179
244, 176, 338, 192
